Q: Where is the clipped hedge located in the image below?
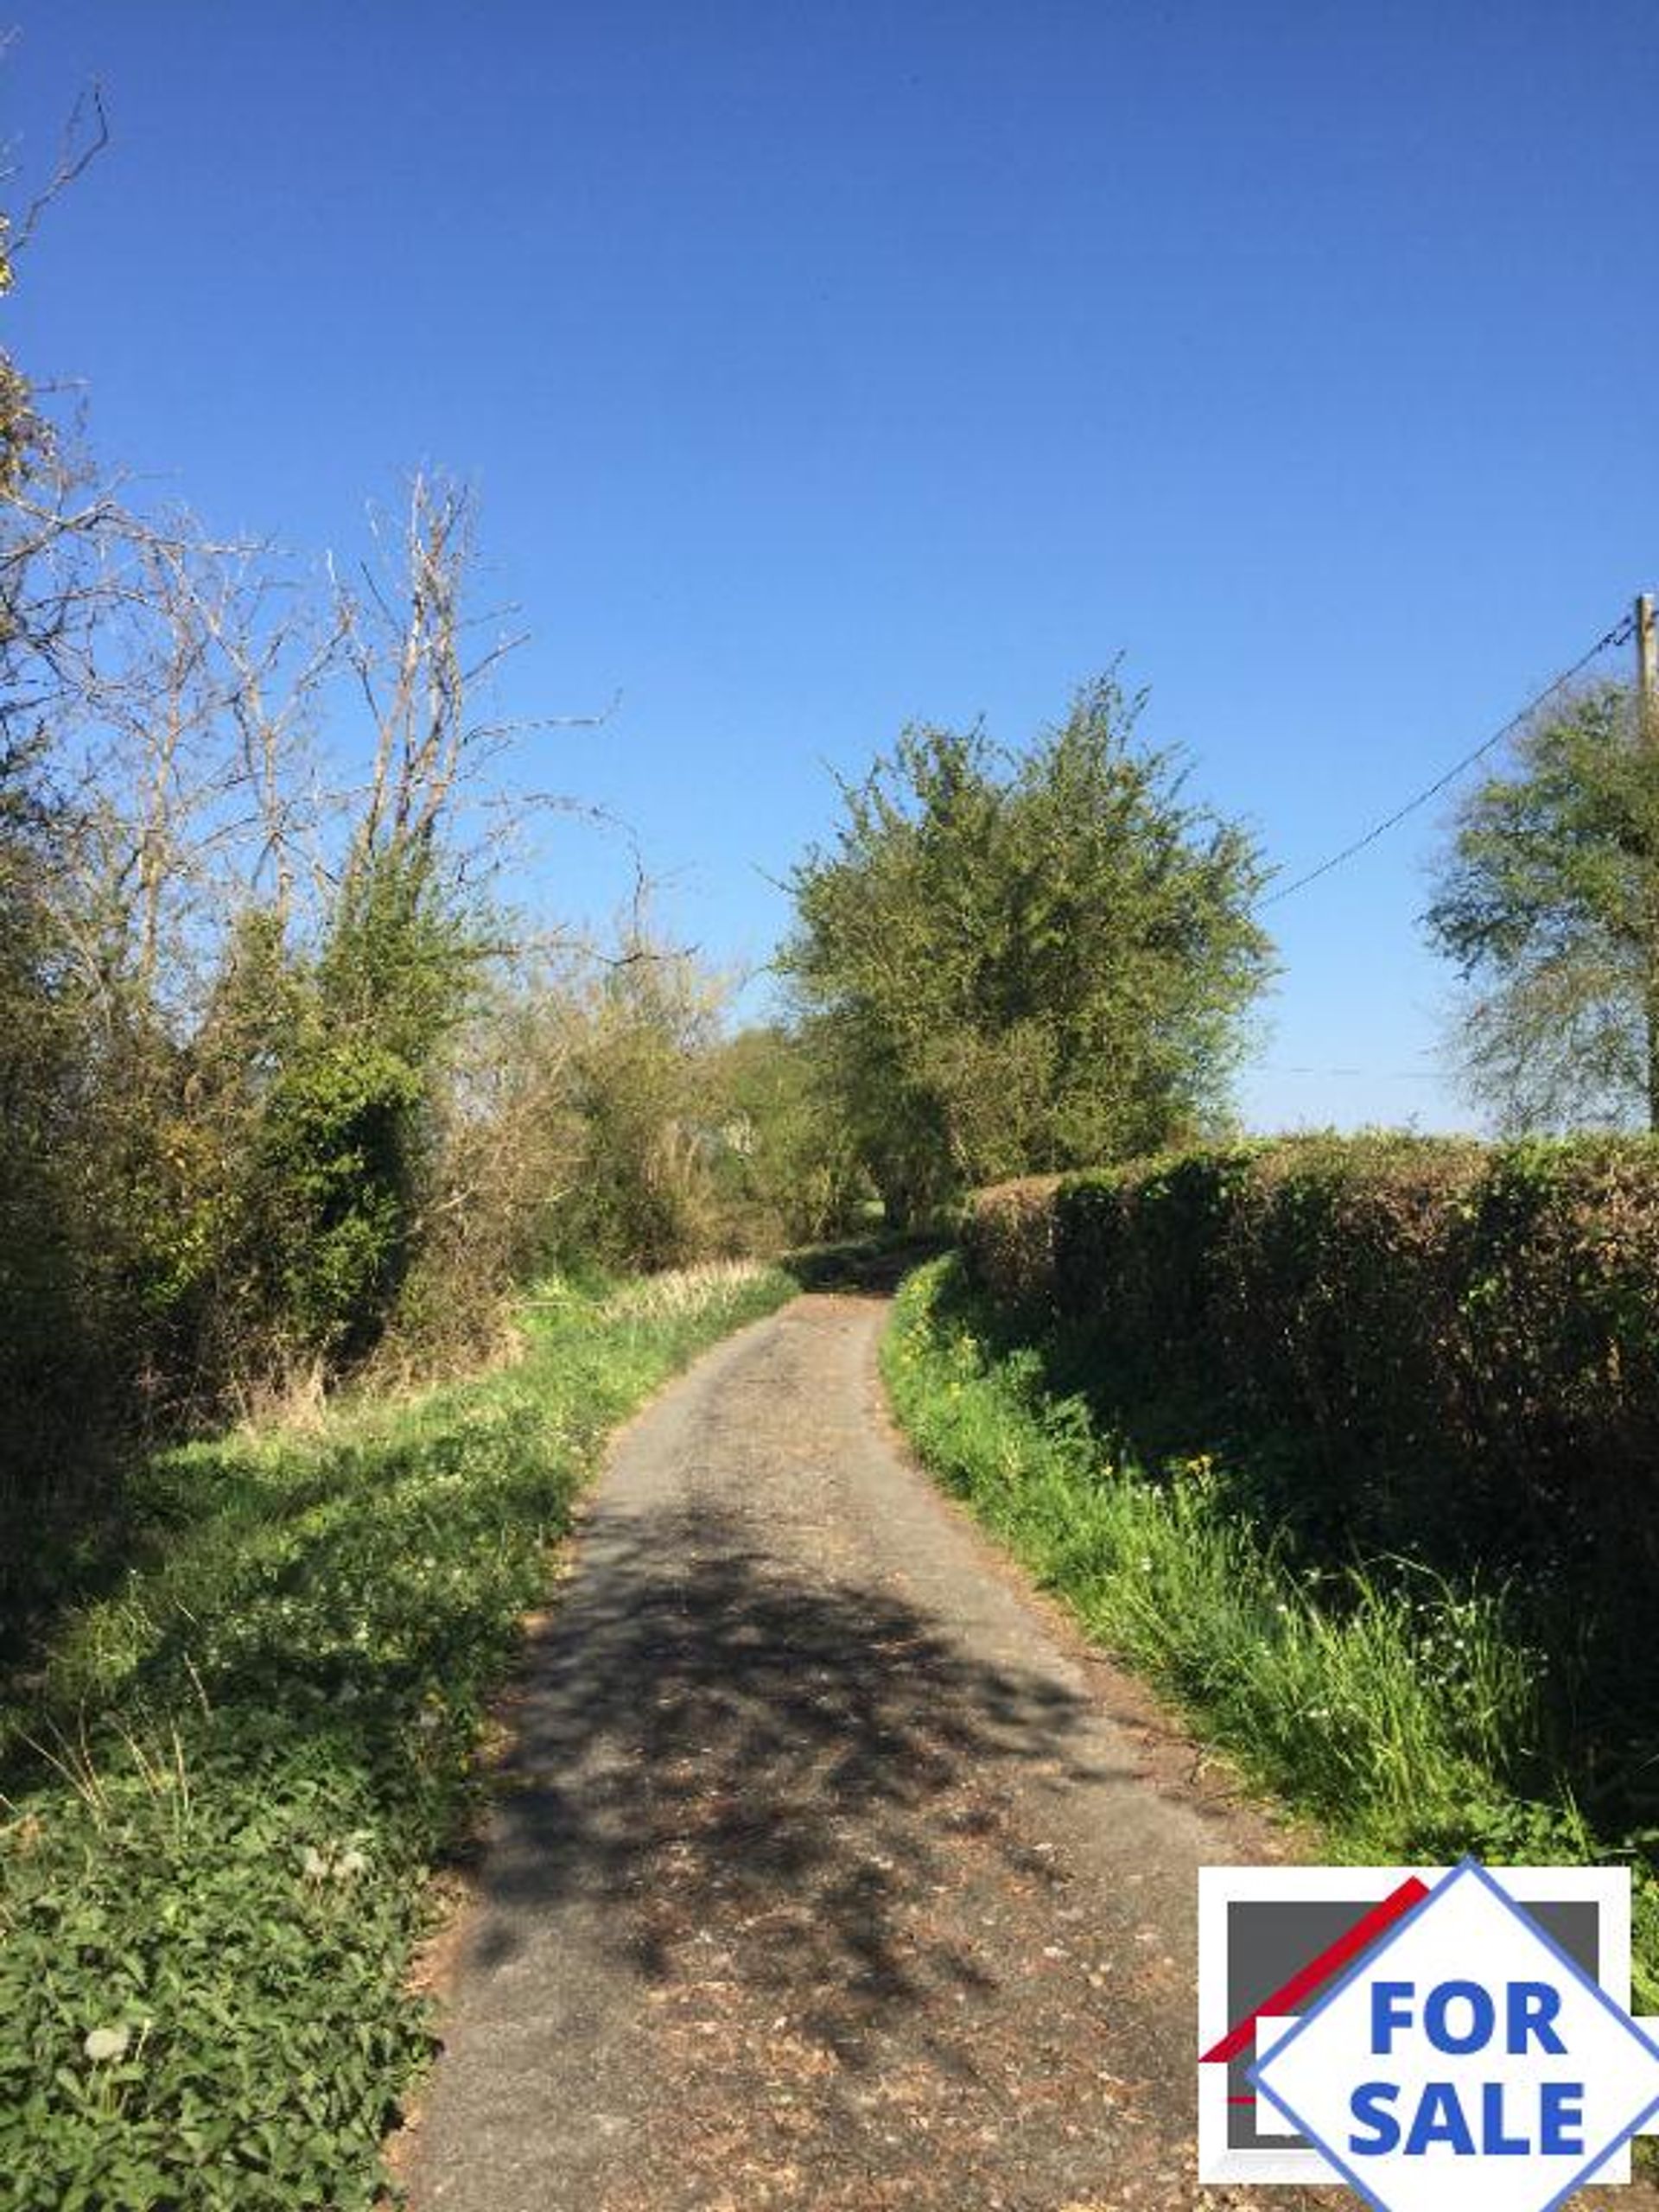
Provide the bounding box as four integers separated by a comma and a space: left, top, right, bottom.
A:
963, 1135, 1659, 1590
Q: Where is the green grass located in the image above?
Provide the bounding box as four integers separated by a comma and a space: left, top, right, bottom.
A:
0, 1262, 793, 2212
883, 1255, 1659, 2009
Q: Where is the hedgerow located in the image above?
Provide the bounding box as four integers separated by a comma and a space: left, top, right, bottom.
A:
882, 1255, 1659, 2012
964, 1134, 1659, 1599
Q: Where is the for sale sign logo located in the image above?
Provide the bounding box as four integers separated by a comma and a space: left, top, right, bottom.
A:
1198, 1859, 1659, 2210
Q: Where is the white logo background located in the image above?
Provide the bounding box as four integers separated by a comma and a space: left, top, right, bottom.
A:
1198, 1861, 1659, 2202
1251, 1862, 1659, 2212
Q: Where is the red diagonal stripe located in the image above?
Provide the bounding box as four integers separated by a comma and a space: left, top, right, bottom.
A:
1200, 1874, 1432, 2065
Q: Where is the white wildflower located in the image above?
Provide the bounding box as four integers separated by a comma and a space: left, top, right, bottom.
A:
83, 2024, 130, 2063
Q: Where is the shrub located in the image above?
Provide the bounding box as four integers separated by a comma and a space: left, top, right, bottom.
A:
964, 1133, 1659, 1601
252, 1042, 427, 1361
957, 1173, 1061, 1304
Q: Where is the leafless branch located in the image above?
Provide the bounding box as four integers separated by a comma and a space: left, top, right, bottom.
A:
14, 82, 111, 257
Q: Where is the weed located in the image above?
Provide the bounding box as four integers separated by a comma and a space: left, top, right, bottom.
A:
0, 1264, 792, 2210
883, 1255, 1659, 2008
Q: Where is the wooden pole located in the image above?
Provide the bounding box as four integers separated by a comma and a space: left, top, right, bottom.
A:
1639, 595, 1659, 1130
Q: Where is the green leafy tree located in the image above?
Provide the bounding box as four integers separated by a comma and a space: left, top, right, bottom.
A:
562, 939, 727, 1270
1424, 682, 1659, 1131
779, 674, 1274, 1219
703, 1023, 870, 1247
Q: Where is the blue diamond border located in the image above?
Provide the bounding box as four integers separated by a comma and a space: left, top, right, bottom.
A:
1245, 1856, 1659, 2212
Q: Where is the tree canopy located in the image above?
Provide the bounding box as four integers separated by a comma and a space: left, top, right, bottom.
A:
1423, 681, 1659, 1131
779, 675, 1274, 1219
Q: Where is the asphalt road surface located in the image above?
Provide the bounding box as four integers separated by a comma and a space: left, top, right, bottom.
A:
404, 1293, 1638, 2212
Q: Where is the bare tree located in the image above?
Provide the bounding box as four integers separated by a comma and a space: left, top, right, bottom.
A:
1, 77, 117, 714
37, 518, 334, 1033
334, 475, 519, 883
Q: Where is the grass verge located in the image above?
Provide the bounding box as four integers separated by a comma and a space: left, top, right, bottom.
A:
882, 1255, 1659, 2009
0, 1262, 793, 2212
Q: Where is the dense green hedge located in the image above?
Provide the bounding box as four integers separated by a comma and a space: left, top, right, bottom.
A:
963, 1135, 1659, 1592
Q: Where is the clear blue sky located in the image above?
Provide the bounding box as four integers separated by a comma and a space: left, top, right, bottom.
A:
11, 3, 1657, 1131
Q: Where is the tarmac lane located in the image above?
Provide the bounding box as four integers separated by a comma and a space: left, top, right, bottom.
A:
404, 1292, 1398, 2211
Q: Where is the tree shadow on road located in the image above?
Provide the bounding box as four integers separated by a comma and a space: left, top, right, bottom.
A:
465, 1498, 1128, 2069
779, 1230, 950, 1297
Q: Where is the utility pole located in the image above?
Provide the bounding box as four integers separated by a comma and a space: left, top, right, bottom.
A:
1639, 594, 1659, 1131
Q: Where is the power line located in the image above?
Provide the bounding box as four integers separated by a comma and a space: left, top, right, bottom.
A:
1256, 1065, 1442, 1081
1258, 609, 1639, 911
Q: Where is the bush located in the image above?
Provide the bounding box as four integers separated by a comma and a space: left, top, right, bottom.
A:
253, 1042, 427, 1361
955, 1173, 1061, 1305
964, 1133, 1659, 1598
884, 1259, 1659, 2001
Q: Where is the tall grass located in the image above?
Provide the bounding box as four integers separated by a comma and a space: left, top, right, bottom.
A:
596, 1256, 779, 1322
883, 1256, 1658, 2003
0, 1263, 792, 2212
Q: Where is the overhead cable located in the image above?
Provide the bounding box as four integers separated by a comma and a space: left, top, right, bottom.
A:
1258, 610, 1639, 910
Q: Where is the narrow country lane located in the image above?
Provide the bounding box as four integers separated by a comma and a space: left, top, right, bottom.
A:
403, 1294, 1346, 2210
